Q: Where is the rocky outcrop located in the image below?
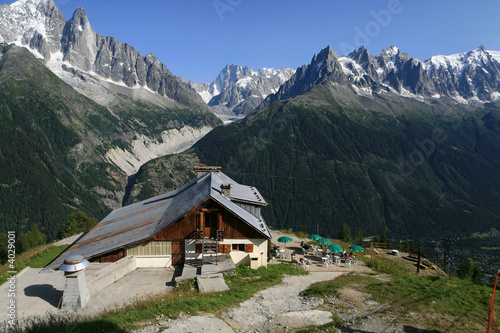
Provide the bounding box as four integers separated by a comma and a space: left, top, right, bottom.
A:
0, 0, 208, 108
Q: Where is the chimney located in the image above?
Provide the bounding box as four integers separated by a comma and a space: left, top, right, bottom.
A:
60, 255, 90, 310
194, 166, 221, 179
220, 182, 232, 199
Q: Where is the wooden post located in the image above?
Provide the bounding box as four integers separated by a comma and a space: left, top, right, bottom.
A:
416, 249, 422, 274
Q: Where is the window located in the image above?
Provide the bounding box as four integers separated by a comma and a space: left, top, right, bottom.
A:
231, 243, 254, 252
128, 240, 171, 256
232, 244, 246, 251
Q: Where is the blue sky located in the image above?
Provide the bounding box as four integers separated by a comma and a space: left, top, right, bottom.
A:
8, 0, 500, 83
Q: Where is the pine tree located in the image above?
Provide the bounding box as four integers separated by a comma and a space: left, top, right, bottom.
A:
457, 258, 482, 284
63, 211, 99, 237
18, 224, 47, 252
353, 227, 363, 246
379, 226, 389, 245
471, 264, 482, 284
0, 235, 7, 264
338, 223, 351, 242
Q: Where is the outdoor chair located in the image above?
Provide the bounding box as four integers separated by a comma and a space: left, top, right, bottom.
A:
322, 256, 329, 267
277, 249, 286, 259
345, 259, 352, 268
334, 256, 341, 266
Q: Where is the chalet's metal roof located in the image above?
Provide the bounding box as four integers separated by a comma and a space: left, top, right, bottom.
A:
43, 172, 270, 271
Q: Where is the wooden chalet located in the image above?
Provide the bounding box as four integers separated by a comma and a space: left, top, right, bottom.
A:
44, 167, 272, 271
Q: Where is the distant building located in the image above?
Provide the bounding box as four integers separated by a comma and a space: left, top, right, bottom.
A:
45, 166, 271, 271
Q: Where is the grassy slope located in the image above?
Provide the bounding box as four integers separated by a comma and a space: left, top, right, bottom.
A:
0, 244, 69, 285
301, 253, 499, 332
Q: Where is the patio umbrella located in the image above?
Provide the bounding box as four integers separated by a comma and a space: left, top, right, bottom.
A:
316, 238, 331, 245
277, 236, 293, 248
327, 244, 343, 253
348, 245, 364, 252
307, 234, 322, 240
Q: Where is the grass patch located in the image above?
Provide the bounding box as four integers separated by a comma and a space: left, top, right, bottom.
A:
302, 273, 375, 298
301, 253, 499, 332
23, 245, 69, 268
367, 275, 499, 321
363, 255, 411, 277
0, 244, 69, 285
16, 263, 307, 333
295, 319, 343, 333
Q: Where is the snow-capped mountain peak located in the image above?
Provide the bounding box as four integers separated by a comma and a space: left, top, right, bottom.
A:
0, 0, 206, 108
265, 44, 500, 109
0, 0, 62, 57
426, 46, 496, 73
381, 45, 399, 58
191, 64, 295, 117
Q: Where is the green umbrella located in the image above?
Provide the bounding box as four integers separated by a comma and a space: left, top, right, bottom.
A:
327, 244, 343, 252
317, 238, 331, 245
277, 236, 293, 248
307, 234, 322, 240
348, 245, 364, 252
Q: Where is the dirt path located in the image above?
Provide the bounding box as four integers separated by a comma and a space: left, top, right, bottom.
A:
133, 271, 345, 333
222, 271, 344, 332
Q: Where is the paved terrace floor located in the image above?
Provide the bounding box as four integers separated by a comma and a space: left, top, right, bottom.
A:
0, 264, 176, 322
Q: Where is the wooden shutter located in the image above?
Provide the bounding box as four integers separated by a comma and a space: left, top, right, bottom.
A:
218, 244, 224, 253
196, 244, 202, 253
224, 244, 231, 253
246, 244, 254, 253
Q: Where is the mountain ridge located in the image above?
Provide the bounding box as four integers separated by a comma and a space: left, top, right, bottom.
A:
263, 44, 500, 110
0, 0, 208, 107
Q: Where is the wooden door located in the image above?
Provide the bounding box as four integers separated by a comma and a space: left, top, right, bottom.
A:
202, 211, 219, 238
171, 241, 185, 266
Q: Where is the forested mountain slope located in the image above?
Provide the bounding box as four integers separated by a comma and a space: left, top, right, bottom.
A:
127, 81, 500, 238
0, 44, 218, 239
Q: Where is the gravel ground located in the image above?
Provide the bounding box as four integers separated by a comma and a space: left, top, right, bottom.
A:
222, 271, 344, 332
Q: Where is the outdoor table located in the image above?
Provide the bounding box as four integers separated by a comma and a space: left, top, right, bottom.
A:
279, 249, 286, 259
